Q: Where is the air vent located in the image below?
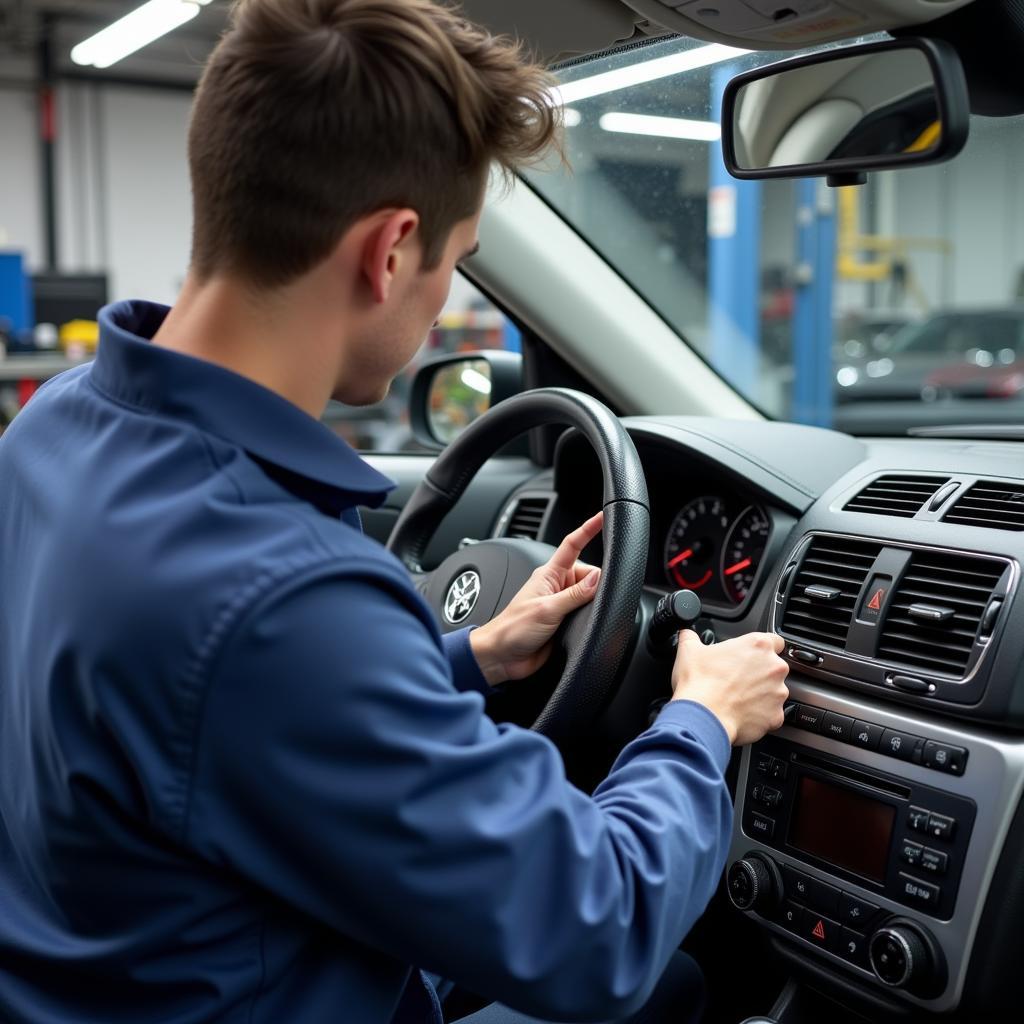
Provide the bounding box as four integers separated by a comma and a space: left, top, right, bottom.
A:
944, 481, 1024, 532
878, 553, 1006, 678
502, 496, 551, 540
844, 475, 950, 518
781, 536, 882, 649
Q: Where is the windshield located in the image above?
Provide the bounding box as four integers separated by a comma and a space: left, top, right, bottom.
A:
525, 36, 1024, 434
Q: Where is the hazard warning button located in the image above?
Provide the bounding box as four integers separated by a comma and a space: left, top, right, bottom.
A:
858, 575, 892, 623
800, 912, 841, 953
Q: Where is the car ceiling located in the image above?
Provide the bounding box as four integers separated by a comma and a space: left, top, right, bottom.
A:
461, 0, 981, 60
0, 0, 981, 88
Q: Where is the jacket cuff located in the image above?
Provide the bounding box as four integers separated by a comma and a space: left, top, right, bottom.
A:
654, 699, 732, 771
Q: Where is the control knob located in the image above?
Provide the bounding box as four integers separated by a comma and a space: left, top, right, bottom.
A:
726, 853, 782, 915
868, 920, 945, 996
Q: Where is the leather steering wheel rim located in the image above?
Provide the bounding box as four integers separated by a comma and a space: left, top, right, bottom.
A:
387, 388, 650, 739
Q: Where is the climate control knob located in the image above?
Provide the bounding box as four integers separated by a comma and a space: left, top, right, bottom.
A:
726, 853, 782, 915
868, 922, 944, 995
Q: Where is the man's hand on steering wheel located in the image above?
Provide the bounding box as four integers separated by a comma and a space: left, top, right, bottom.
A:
470, 512, 604, 686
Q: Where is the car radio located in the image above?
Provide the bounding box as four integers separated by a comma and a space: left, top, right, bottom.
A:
726, 731, 976, 998
741, 733, 975, 922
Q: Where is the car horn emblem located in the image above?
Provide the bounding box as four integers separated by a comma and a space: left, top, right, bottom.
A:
444, 570, 481, 624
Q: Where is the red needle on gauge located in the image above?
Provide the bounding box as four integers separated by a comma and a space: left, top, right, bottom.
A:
724, 557, 752, 576
666, 549, 693, 569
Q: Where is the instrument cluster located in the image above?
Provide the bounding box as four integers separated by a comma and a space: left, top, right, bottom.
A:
659, 495, 771, 608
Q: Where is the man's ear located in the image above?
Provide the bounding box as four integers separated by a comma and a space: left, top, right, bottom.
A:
362, 209, 420, 304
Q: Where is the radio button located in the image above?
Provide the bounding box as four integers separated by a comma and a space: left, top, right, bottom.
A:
839, 927, 871, 970
762, 786, 782, 809
840, 892, 880, 929
793, 705, 825, 732
923, 740, 968, 776
779, 900, 803, 933
749, 813, 775, 839
880, 729, 925, 762
899, 873, 941, 910
800, 911, 840, 953
907, 806, 931, 832
755, 751, 772, 776
899, 839, 924, 867
807, 877, 841, 917
851, 720, 883, 751
768, 758, 788, 782
927, 812, 956, 841
920, 848, 948, 876
821, 712, 854, 743
781, 864, 812, 903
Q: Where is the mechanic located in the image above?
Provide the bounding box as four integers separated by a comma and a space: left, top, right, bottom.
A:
0, 1, 789, 1022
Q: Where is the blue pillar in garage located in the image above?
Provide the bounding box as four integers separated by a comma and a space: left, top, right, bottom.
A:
708, 66, 761, 400
0, 251, 33, 334
791, 179, 836, 427
502, 319, 522, 353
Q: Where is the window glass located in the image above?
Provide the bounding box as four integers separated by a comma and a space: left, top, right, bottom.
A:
322, 273, 520, 452
525, 36, 1024, 432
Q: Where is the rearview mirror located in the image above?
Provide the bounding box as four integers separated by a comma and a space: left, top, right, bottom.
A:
722, 38, 969, 184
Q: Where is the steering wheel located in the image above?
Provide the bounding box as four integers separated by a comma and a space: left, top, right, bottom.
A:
387, 388, 649, 739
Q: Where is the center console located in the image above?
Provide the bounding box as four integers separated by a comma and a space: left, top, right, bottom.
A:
726, 680, 1024, 1012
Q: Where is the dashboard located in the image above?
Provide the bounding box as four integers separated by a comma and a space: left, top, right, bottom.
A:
492, 415, 1024, 1020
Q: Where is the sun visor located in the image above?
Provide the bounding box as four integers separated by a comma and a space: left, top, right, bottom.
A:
621, 0, 980, 50
459, 0, 645, 62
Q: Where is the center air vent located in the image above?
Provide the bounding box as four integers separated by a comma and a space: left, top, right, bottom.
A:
844, 475, 950, 518
878, 553, 1006, 678
781, 536, 882, 649
501, 496, 551, 540
943, 481, 1024, 532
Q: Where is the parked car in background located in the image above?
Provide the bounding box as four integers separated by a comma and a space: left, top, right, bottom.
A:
835, 307, 1024, 403
833, 308, 914, 366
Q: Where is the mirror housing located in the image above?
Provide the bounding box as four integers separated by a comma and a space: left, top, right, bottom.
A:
722, 38, 969, 185
410, 350, 524, 451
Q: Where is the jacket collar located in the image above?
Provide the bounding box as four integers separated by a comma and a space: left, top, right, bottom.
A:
91, 300, 395, 514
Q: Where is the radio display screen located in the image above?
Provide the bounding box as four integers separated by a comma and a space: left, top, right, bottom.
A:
788, 775, 895, 883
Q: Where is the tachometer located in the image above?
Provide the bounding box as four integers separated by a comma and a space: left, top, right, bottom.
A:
664, 496, 730, 601
721, 505, 770, 605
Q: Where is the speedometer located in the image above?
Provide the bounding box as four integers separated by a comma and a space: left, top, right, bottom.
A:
663, 496, 730, 602
721, 505, 770, 605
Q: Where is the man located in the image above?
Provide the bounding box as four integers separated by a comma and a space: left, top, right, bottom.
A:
0, 1, 789, 1022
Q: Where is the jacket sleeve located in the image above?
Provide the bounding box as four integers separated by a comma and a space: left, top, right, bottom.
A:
441, 626, 491, 696
183, 567, 733, 1022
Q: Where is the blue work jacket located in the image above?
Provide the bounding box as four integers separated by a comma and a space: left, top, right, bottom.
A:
0, 300, 733, 1023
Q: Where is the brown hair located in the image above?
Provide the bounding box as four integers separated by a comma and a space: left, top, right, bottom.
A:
187, 0, 560, 287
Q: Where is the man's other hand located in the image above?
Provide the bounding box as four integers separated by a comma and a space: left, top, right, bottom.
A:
469, 512, 603, 686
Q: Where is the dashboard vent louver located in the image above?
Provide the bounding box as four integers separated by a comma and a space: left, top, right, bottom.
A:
878, 553, 1005, 678
844, 475, 950, 518
503, 496, 551, 540
781, 536, 882, 649
943, 481, 1024, 532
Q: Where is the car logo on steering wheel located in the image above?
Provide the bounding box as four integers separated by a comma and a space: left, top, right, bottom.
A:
444, 571, 481, 624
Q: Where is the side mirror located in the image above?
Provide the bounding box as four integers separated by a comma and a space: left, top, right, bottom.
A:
410, 350, 524, 450
722, 38, 969, 185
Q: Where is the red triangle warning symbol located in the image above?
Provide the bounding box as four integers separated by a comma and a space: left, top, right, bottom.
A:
812, 919, 826, 941
867, 588, 884, 611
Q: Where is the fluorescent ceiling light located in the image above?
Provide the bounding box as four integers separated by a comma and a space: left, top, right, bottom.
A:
460, 368, 492, 395
71, 0, 212, 70
551, 43, 751, 106
563, 108, 582, 128
599, 112, 721, 142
